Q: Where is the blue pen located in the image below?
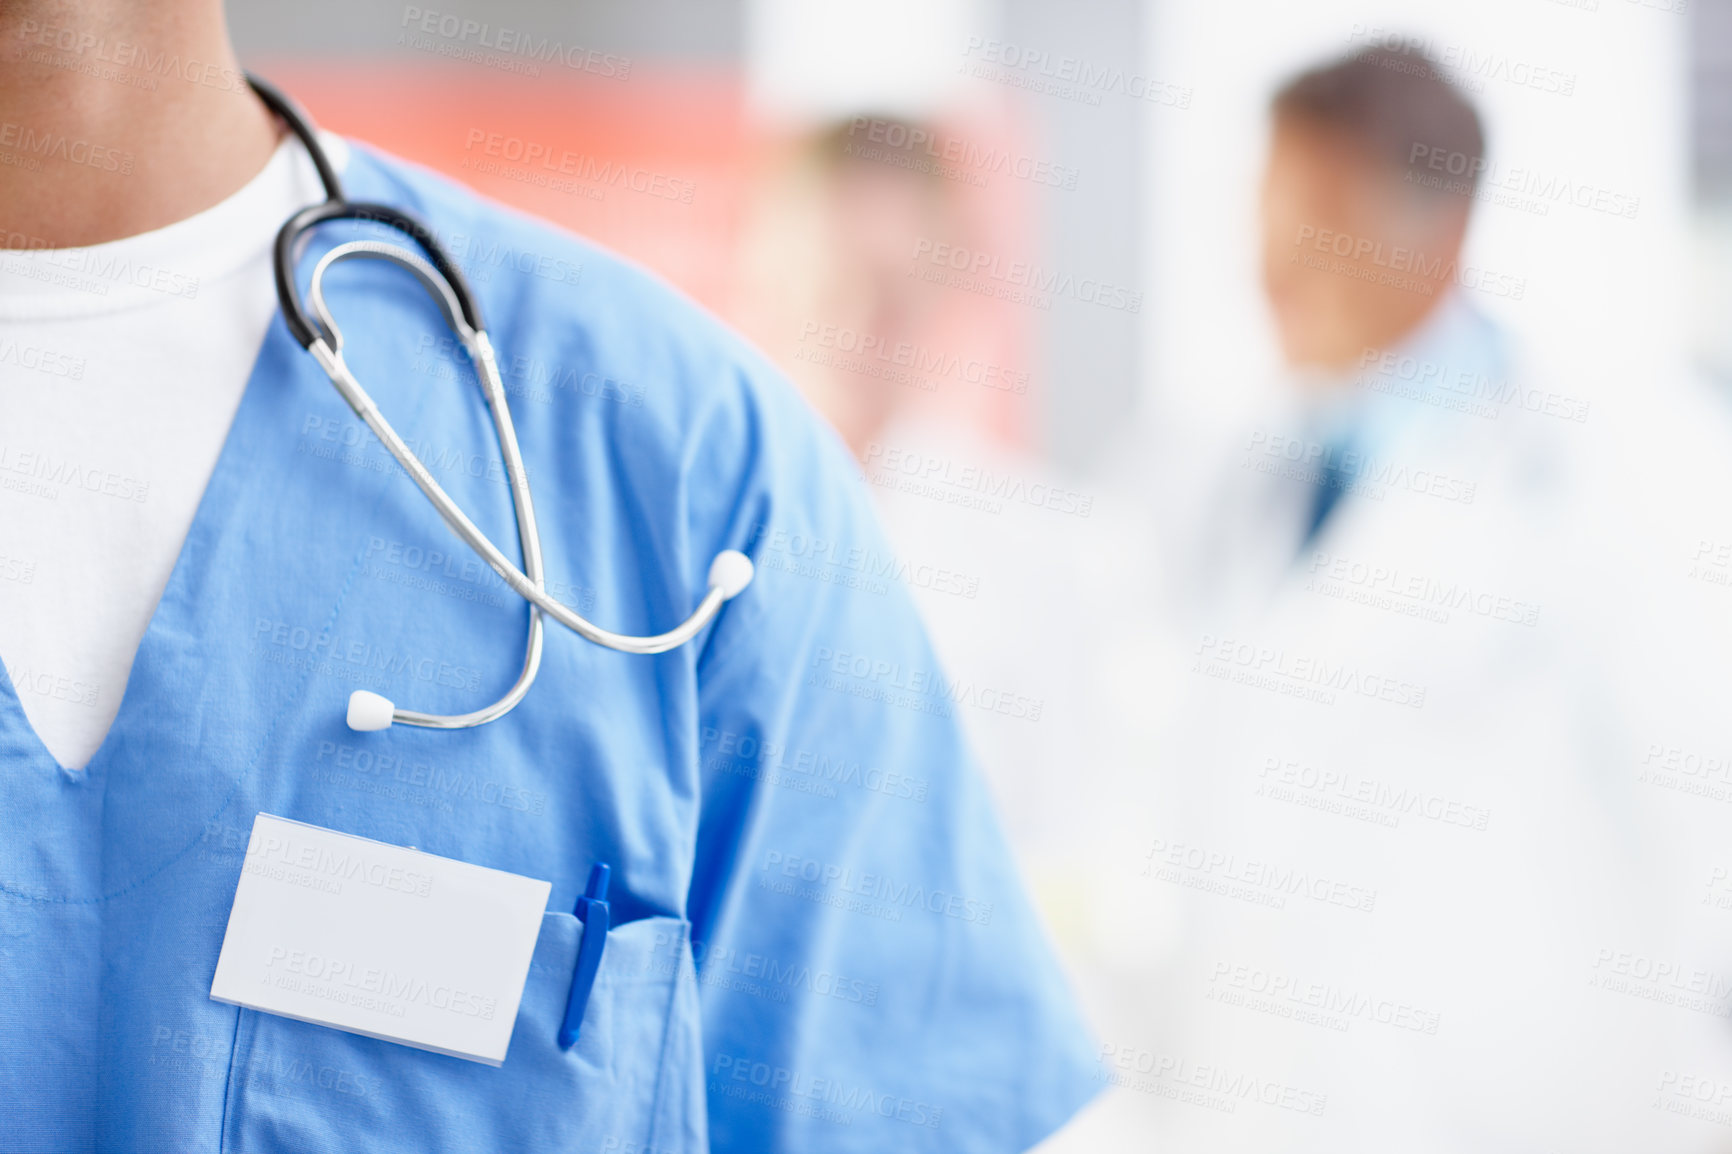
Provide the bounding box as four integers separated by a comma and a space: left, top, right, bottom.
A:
558, 862, 611, 1050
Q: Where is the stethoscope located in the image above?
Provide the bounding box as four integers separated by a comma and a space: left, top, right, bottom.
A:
247, 75, 754, 735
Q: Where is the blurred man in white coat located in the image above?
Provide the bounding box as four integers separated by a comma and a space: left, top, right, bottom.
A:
1173, 47, 1537, 626
1109, 48, 1726, 1152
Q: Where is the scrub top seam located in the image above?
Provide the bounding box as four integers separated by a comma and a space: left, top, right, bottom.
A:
0, 511, 369, 908
215, 995, 247, 1151
643, 920, 696, 1153
0, 324, 438, 908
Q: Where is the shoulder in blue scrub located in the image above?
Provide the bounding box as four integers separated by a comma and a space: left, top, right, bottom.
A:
0, 140, 1100, 1153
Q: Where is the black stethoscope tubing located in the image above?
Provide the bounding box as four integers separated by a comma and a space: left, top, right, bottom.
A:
246, 72, 486, 351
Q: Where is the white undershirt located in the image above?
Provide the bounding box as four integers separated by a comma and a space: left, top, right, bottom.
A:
0, 132, 347, 770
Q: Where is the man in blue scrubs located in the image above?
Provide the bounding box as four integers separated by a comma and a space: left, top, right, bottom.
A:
0, 3, 1098, 1151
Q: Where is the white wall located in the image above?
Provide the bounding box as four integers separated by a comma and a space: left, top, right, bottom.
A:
745, 0, 998, 126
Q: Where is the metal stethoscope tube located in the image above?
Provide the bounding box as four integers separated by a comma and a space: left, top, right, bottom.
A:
251, 76, 753, 733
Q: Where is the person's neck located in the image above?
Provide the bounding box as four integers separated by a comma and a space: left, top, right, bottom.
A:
0, 1, 279, 249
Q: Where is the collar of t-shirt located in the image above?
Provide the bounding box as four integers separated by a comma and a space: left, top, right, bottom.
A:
0, 131, 350, 319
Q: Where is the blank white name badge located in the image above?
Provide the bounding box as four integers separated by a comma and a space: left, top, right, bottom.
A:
211, 813, 552, 1066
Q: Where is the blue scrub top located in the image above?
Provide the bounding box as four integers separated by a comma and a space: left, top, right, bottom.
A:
0, 143, 1099, 1153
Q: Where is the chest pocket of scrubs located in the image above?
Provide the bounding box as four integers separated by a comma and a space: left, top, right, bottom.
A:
220, 912, 702, 1153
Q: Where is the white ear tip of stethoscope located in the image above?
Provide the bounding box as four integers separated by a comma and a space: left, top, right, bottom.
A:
347, 690, 397, 732
708, 550, 755, 599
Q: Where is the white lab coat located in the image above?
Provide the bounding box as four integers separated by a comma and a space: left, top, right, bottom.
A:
1052, 296, 1732, 1151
